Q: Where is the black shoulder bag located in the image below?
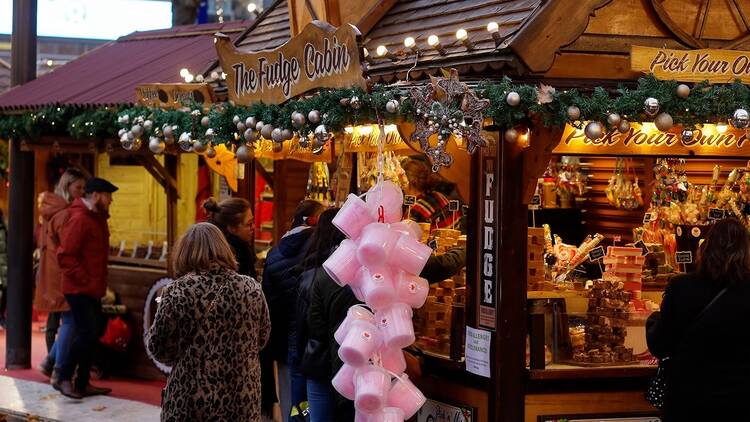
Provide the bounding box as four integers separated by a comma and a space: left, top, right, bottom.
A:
646, 286, 728, 409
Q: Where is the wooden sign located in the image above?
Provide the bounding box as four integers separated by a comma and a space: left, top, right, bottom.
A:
631, 45, 750, 84
555, 123, 750, 157
135, 83, 214, 109
676, 251, 693, 264
215, 21, 366, 106
344, 125, 411, 153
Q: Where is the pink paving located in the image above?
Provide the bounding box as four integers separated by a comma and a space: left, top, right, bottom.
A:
0, 319, 165, 407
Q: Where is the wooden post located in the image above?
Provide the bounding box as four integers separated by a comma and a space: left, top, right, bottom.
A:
5, 0, 37, 369
492, 133, 527, 421
165, 154, 179, 277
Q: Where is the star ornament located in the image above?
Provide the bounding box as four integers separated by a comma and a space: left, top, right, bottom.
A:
410, 69, 490, 171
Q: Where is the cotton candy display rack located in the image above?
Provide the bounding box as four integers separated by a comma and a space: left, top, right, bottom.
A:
326, 180, 429, 421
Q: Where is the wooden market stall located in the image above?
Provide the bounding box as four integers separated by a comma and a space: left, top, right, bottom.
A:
0, 20, 254, 380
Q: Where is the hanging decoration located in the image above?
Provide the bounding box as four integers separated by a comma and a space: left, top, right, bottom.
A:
410, 69, 490, 172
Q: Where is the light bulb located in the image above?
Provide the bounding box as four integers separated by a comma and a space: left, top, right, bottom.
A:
427, 35, 439, 46
180, 68, 189, 77
247, 3, 257, 13
184, 74, 194, 83
46, 59, 54, 67
376, 45, 388, 57
456, 28, 468, 40
404, 37, 415, 48
487, 22, 499, 33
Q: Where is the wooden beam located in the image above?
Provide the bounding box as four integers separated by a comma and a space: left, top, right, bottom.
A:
135, 155, 168, 191
542, 53, 641, 81
164, 154, 179, 277
139, 154, 180, 199
6, 0, 36, 370
509, 0, 612, 73
254, 158, 274, 186
494, 131, 527, 421
355, 0, 398, 35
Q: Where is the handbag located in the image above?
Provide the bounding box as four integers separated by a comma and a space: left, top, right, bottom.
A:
645, 286, 728, 409
299, 338, 331, 381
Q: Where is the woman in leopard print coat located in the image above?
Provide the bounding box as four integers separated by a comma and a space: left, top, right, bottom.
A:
147, 223, 271, 422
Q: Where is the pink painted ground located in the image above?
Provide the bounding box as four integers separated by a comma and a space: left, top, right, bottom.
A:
0, 318, 165, 406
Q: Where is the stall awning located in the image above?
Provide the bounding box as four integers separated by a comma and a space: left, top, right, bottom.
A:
0, 21, 249, 111
363, 0, 542, 82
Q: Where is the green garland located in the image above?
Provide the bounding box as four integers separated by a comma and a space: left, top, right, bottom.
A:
2, 75, 750, 147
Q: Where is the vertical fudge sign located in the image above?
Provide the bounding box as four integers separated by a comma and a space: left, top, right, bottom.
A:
479, 156, 497, 330
215, 21, 367, 106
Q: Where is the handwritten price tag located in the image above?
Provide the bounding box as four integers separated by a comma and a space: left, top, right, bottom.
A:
676, 251, 693, 264
404, 195, 417, 206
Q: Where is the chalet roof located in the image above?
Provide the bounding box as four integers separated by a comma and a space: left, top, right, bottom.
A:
0, 59, 9, 95
0, 21, 249, 111
363, 0, 542, 82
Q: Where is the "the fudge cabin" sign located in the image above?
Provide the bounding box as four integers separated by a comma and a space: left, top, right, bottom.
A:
215, 21, 367, 106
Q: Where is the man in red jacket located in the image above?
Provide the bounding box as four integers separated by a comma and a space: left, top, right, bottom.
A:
55, 177, 117, 399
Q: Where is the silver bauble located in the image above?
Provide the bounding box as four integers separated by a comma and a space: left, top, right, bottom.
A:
654, 112, 674, 132
245, 116, 257, 128
386, 99, 399, 113
232, 115, 241, 125
506, 91, 521, 107
256, 121, 265, 132
118, 128, 127, 137
131, 124, 144, 138
193, 140, 208, 154
148, 136, 165, 155
119, 132, 130, 147
244, 128, 258, 142
676, 84, 690, 99
681, 129, 694, 143
732, 108, 750, 129
163, 125, 173, 139
584, 121, 603, 139
143, 119, 153, 131
261, 124, 274, 140
567, 105, 581, 121
292, 112, 306, 128
271, 128, 284, 143
308, 110, 321, 124
237, 122, 246, 132
644, 97, 660, 116
350, 96, 361, 110
205, 145, 217, 158
178, 132, 193, 151
120, 114, 130, 124
504, 128, 518, 143
281, 128, 294, 140
235, 144, 252, 163
205, 128, 215, 141
201, 116, 210, 127
314, 124, 331, 144
607, 113, 621, 127
618, 119, 631, 133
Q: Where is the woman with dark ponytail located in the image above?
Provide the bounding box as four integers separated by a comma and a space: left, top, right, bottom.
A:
202, 197, 257, 278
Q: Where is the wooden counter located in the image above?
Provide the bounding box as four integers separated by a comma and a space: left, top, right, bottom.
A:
108, 264, 167, 381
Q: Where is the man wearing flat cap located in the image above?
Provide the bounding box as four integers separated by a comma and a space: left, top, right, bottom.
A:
55, 177, 118, 399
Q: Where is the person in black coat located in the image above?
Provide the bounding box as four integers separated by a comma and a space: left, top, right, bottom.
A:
646, 218, 750, 421
203, 197, 257, 278
262, 199, 324, 421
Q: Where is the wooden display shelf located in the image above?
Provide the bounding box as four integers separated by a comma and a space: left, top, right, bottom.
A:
527, 363, 656, 380
108, 255, 166, 269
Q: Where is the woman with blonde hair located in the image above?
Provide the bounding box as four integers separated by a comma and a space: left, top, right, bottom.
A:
147, 222, 271, 422
35, 167, 86, 381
